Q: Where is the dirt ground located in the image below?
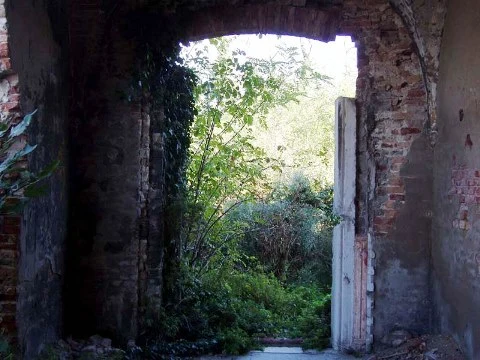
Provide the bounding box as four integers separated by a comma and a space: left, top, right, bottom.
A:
368, 335, 465, 360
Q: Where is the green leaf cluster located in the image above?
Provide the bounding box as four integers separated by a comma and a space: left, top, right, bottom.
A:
181, 36, 330, 275
0, 111, 58, 213
143, 265, 331, 357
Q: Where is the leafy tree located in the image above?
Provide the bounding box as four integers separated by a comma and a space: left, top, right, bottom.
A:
181, 37, 328, 274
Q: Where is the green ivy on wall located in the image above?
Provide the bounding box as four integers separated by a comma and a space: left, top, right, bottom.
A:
128, 12, 197, 310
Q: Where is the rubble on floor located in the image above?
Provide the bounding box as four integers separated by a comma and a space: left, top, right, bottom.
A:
41, 333, 466, 360
367, 334, 465, 360
42, 335, 128, 359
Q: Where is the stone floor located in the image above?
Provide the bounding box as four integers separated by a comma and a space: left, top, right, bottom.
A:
199, 347, 357, 360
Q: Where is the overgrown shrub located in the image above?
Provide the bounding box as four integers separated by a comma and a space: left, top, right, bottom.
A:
145, 265, 331, 357
143, 175, 337, 356
298, 295, 332, 350
229, 175, 338, 289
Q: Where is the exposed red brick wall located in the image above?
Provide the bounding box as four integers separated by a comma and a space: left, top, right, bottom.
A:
389, 0, 447, 131
342, 0, 433, 342
340, 0, 429, 344
342, 0, 427, 236
0, 2, 22, 344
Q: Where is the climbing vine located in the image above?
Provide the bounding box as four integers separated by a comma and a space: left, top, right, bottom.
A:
151, 47, 196, 305
129, 11, 196, 201
129, 14, 197, 308
137, 44, 196, 199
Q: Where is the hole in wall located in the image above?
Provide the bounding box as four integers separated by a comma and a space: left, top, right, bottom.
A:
465, 134, 473, 149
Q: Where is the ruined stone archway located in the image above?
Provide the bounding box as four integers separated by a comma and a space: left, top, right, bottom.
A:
64, 0, 434, 351
0, 0, 450, 358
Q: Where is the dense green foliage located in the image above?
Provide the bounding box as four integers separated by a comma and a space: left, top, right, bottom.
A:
143, 35, 353, 358
150, 268, 331, 355
231, 175, 338, 288
181, 37, 330, 276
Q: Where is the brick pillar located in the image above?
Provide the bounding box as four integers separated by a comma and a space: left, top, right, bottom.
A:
0, 216, 20, 342
0, 1, 22, 344
67, 1, 145, 342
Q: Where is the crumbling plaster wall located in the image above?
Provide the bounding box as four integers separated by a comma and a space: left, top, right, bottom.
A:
0, 0, 453, 356
433, 0, 480, 358
4, 0, 69, 358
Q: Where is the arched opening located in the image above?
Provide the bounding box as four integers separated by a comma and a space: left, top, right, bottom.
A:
159, 33, 359, 353
64, 5, 370, 349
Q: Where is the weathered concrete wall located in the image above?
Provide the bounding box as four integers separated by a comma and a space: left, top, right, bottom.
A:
433, 0, 480, 358
5, 0, 69, 358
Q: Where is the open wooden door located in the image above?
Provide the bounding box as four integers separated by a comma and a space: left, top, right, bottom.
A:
331, 97, 367, 351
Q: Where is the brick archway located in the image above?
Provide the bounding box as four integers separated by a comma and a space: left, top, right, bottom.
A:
2, 0, 444, 357
181, 27, 364, 350
178, 4, 341, 42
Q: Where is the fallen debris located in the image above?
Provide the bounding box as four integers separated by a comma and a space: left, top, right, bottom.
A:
371, 334, 465, 360
42, 335, 125, 359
